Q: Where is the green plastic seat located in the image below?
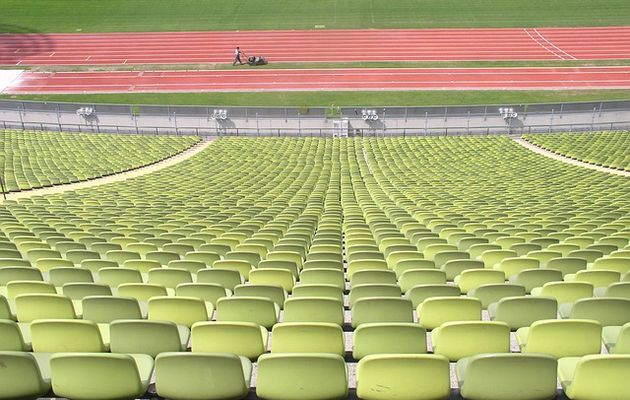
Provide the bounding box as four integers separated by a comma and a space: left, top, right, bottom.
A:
155, 352, 252, 400
97, 267, 143, 287
146, 251, 181, 265
488, 296, 558, 330
591, 257, 630, 273
117, 283, 169, 301
213, 260, 254, 280
394, 259, 436, 277
271, 322, 344, 356
495, 257, 539, 277
298, 268, 345, 289
15, 294, 77, 322
191, 321, 268, 360
417, 297, 482, 330
81, 259, 118, 274
531, 281, 594, 304
405, 284, 461, 308
196, 268, 243, 291
110, 320, 189, 357
82, 295, 144, 323
48, 267, 94, 286
215, 296, 278, 329
356, 354, 450, 400
352, 322, 427, 360
176, 283, 231, 304
559, 297, 630, 326
441, 259, 484, 280
148, 296, 212, 328
558, 355, 630, 400
50, 353, 154, 400
546, 257, 587, 276
123, 259, 162, 274
564, 269, 621, 288
62, 282, 113, 300
399, 269, 447, 292
349, 284, 402, 307
457, 353, 558, 400
256, 353, 348, 400
147, 268, 193, 289
431, 321, 510, 361
0, 319, 30, 351
31, 319, 107, 352
350, 269, 397, 286
454, 269, 506, 294
509, 268, 563, 293
596, 282, 630, 298
516, 319, 602, 357
4, 280, 57, 299
352, 297, 413, 328
468, 283, 526, 309
291, 284, 344, 302
347, 259, 388, 278
602, 322, 630, 354
283, 297, 344, 326
0, 351, 51, 399
0, 266, 43, 285
249, 268, 295, 292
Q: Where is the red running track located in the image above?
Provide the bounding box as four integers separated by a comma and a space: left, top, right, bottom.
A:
6, 66, 630, 93
2, 27, 630, 65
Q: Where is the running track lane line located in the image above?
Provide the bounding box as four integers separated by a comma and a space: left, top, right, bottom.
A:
2, 26, 630, 65
6, 66, 630, 93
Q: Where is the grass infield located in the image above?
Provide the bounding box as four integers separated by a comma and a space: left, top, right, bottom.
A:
2, 0, 630, 33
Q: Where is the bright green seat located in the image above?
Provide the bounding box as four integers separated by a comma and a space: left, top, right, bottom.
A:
249, 268, 295, 292
468, 283, 526, 308
350, 269, 397, 286
146, 251, 181, 265
291, 284, 344, 302
0, 351, 51, 399
117, 283, 169, 301
559, 297, 630, 326
216, 296, 278, 329
479, 250, 518, 268
97, 268, 143, 287
0, 266, 43, 284
546, 257, 587, 276
352, 322, 427, 360
351, 297, 413, 328
258, 259, 299, 277
192, 321, 267, 360
48, 267, 94, 286
509, 268, 563, 293
591, 257, 630, 273
356, 354, 450, 400
454, 269, 506, 294
31, 319, 107, 352
457, 353, 558, 400
271, 322, 344, 356
347, 259, 388, 278
110, 320, 189, 357
5, 280, 57, 298
82, 296, 144, 323
595, 282, 630, 298
302, 259, 343, 270
516, 319, 602, 357
233, 284, 286, 308
298, 268, 344, 289
15, 294, 77, 322
148, 296, 212, 328
531, 281, 594, 304
399, 269, 446, 292
212, 260, 254, 280
50, 353, 154, 400
406, 284, 461, 308
0, 319, 30, 351
183, 251, 221, 267
196, 268, 243, 291
488, 296, 558, 330
81, 259, 118, 274
147, 268, 193, 289
62, 283, 112, 300
495, 257, 539, 277
168, 260, 206, 274
417, 297, 482, 330
386, 251, 424, 269
123, 259, 162, 273
349, 284, 401, 307
564, 269, 620, 288
283, 297, 344, 326
441, 259, 484, 280
431, 321, 510, 361
558, 354, 630, 400
394, 259, 436, 276
155, 352, 252, 400
602, 323, 630, 353
256, 353, 348, 400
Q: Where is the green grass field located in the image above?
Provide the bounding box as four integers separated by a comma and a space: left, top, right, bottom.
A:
2, 0, 630, 33
4, 90, 630, 107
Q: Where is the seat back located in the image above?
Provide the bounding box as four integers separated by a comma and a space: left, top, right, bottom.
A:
567, 355, 630, 399
491, 296, 558, 330
525, 319, 602, 357
570, 298, 630, 326
271, 322, 344, 355
351, 297, 413, 328
148, 296, 211, 328
418, 297, 482, 330
283, 297, 344, 326
15, 294, 76, 322
82, 296, 143, 323
432, 321, 510, 361
352, 322, 427, 360
192, 321, 266, 360
216, 296, 277, 329
0, 352, 50, 399
110, 320, 185, 357
31, 319, 106, 352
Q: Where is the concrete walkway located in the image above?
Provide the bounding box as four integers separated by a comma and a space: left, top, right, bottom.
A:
512, 137, 630, 177
1, 137, 215, 203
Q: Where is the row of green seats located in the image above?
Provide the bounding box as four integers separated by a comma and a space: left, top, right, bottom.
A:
0, 130, 200, 192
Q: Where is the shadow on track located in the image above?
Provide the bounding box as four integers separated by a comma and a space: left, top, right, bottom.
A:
0, 24, 55, 66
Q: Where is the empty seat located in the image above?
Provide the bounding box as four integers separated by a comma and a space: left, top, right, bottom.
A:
117, 283, 169, 302
468, 283, 526, 308
352, 297, 413, 328
196, 269, 243, 291
418, 297, 482, 330
564, 270, 620, 288
0, 266, 43, 285
454, 269, 506, 294
176, 282, 231, 304
353, 323, 427, 360
559, 297, 630, 326
516, 319, 602, 357
441, 259, 484, 281
62, 283, 112, 300
592, 257, 630, 273
546, 257, 587, 276
457, 353, 558, 400
406, 284, 461, 308
271, 322, 344, 356
283, 297, 344, 326
110, 320, 189, 357
256, 353, 348, 400
349, 284, 402, 307
82, 296, 144, 323
31, 319, 107, 352
249, 268, 295, 292
50, 353, 154, 400
398, 269, 446, 292
602, 323, 630, 354
148, 296, 212, 328
48, 267, 94, 286
509, 268, 563, 293
596, 282, 630, 298
356, 354, 450, 400
488, 296, 558, 330
292, 284, 344, 302
347, 259, 388, 278
155, 352, 252, 400
192, 321, 268, 360
531, 281, 594, 304
0, 319, 30, 351
350, 270, 397, 286
495, 257, 539, 277
147, 268, 193, 289
15, 294, 76, 322
0, 351, 51, 399
215, 296, 278, 329
558, 354, 630, 400
431, 321, 510, 361
299, 268, 345, 289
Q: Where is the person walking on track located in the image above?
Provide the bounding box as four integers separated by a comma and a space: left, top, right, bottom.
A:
233, 46, 244, 66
